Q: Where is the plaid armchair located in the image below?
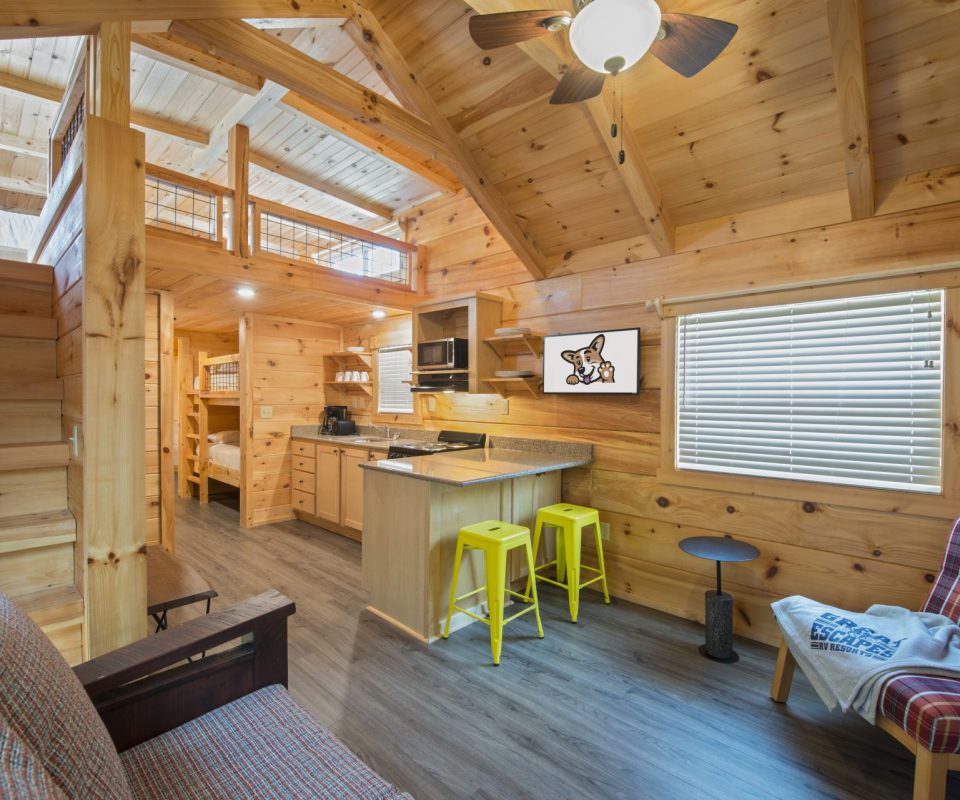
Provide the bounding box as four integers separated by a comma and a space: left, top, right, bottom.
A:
771, 517, 960, 800
0, 590, 412, 800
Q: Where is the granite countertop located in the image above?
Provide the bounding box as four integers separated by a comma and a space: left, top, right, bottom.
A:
360, 448, 592, 486
290, 426, 433, 452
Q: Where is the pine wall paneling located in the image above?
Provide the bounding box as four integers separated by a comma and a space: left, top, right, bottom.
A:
240, 314, 339, 528
345, 192, 960, 646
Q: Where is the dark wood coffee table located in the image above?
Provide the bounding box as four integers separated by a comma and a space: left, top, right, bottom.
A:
147, 545, 218, 632
679, 535, 759, 663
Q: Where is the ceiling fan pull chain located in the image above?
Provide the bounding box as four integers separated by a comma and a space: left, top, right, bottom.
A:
610, 78, 618, 138
618, 75, 626, 165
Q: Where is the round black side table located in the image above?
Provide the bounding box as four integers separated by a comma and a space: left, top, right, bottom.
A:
679, 535, 760, 663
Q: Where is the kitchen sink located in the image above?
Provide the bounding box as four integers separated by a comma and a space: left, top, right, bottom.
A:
349, 437, 392, 444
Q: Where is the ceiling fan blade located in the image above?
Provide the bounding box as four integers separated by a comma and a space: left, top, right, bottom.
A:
468, 9, 571, 50
649, 13, 738, 78
550, 57, 606, 105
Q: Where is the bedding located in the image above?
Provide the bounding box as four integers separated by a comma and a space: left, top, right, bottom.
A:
208, 443, 240, 472
208, 430, 240, 444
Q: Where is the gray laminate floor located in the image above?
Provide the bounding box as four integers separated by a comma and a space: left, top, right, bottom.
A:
174, 496, 953, 800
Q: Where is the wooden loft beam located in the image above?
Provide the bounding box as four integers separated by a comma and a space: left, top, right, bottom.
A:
0, 69, 209, 145
343, 4, 547, 280
188, 80, 286, 175
170, 20, 451, 163
228, 124, 250, 257
460, 1, 674, 255
87, 21, 131, 124
0, 131, 47, 158
0, 175, 47, 197
826, 0, 874, 220
0, 1, 349, 39
249, 151, 394, 220
132, 32, 264, 95
281, 92, 460, 195
343, 22, 420, 113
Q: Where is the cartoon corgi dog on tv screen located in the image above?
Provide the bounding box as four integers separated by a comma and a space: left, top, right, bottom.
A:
561, 333, 615, 386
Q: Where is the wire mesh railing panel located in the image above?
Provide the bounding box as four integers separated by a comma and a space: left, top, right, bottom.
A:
258, 211, 409, 285
61, 95, 84, 164
206, 362, 238, 392
145, 176, 218, 240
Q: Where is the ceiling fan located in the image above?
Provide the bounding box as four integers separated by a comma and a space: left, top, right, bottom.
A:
468, 0, 738, 104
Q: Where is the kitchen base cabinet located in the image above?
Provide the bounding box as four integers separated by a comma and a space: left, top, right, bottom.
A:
291, 438, 377, 541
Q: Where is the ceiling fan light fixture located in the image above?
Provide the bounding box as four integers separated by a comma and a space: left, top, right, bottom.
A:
542, 14, 572, 32
569, 0, 662, 75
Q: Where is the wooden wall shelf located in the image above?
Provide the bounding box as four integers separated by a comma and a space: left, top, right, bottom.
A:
483, 333, 543, 358
484, 376, 542, 397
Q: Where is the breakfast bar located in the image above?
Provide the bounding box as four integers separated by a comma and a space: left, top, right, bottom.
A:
360, 443, 592, 642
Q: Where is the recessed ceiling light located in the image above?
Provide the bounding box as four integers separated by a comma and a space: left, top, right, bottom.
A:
371, 309, 387, 319
237, 287, 256, 299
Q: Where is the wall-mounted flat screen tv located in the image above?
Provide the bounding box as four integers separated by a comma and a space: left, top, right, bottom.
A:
543, 328, 641, 395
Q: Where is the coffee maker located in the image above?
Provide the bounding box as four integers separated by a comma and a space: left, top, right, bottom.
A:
321, 405, 351, 435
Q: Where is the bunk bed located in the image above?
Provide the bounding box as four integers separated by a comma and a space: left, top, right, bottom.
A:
197, 352, 241, 501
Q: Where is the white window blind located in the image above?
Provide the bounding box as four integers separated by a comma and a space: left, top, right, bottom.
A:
676, 289, 944, 493
377, 346, 414, 414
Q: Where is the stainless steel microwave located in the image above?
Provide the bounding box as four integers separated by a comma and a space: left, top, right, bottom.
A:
417, 338, 468, 371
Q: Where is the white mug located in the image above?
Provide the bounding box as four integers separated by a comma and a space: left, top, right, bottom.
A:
351, 371, 361, 382
360, 371, 370, 382
336, 371, 345, 382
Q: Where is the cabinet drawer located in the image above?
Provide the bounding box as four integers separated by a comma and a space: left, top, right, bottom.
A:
292, 469, 315, 494
292, 489, 315, 515
292, 455, 315, 474
292, 440, 316, 457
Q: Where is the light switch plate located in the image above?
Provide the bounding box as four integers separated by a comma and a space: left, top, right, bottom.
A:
260, 406, 273, 419
600, 522, 611, 541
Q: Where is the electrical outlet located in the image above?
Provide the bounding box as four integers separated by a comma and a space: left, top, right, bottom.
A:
600, 522, 611, 541
260, 406, 273, 419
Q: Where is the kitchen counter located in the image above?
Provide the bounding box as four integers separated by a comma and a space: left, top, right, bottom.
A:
361, 448, 591, 486
361, 436, 593, 644
291, 426, 436, 452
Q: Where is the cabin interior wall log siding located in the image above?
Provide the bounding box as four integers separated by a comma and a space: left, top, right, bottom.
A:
240, 314, 339, 528
145, 289, 175, 551
344, 191, 960, 645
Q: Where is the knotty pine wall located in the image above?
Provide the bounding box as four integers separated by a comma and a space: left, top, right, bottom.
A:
343, 192, 960, 645
240, 314, 339, 528
145, 290, 174, 550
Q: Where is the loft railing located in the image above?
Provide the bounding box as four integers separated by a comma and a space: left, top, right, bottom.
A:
252, 198, 415, 287
142, 164, 418, 291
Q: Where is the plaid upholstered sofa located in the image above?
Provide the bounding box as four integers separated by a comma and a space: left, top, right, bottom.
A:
0, 589, 412, 799
771, 517, 960, 800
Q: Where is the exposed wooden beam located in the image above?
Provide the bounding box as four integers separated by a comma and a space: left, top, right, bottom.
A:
462, 0, 675, 255
249, 151, 393, 220
343, 21, 420, 113
87, 21, 131, 125
188, 79, 286, 175
170, 20, 450, 163
0, 69, 210, 146
281, 92, 460, 195
132, 32, 264, 95
826, 0, 874, 220
585, 94, 675, 255
228, 125, 250, 257
0, 175, 47, 197
0, 131, 47, 158
343, 3, 547, 279
0, 2, 350, 39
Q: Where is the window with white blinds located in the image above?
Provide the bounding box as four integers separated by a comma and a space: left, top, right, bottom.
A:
675, 289, 944, 493
377, 346, 414, 414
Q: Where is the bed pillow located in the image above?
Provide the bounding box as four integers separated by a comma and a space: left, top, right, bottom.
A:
208, 430, 241, 445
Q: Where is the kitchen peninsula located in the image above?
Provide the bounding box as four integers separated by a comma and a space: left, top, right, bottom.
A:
360, 440, 592, 642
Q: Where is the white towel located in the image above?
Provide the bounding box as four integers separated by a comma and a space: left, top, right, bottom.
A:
772, 596, 960, 723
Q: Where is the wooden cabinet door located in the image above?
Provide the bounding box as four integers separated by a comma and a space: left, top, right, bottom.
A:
313, 444, 341, 525
339, 447, 367, 532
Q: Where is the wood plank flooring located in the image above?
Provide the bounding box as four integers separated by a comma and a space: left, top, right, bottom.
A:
174, 496, 958, 800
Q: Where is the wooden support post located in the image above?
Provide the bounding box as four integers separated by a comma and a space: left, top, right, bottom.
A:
228, 124, 250, 257
82, 116, 147, 657
158, 290, 175, 553
86, 21, 131, 125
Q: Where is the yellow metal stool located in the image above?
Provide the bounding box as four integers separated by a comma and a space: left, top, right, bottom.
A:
525, 503, 611, 623
442, 520, 544, 665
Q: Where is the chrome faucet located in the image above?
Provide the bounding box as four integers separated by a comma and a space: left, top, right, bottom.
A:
370, 424, 400, 440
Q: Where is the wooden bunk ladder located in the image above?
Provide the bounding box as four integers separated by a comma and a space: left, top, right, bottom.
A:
0, 258, 83, 665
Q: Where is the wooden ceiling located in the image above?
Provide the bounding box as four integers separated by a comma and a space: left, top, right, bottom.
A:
2, 0, 959, 330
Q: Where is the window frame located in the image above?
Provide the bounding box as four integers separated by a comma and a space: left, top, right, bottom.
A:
657, 280, 960, 517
